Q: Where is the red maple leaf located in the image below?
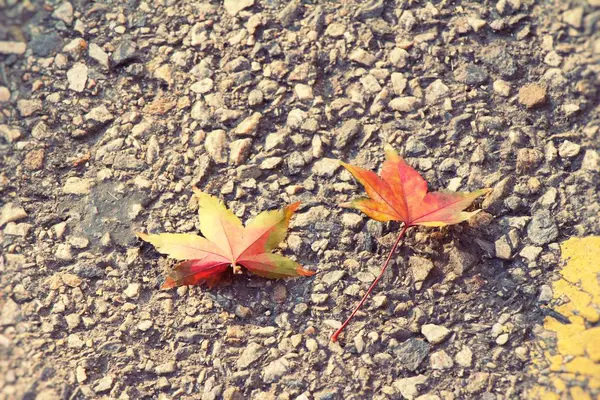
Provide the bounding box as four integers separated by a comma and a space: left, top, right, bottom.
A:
332, 145, 490, 341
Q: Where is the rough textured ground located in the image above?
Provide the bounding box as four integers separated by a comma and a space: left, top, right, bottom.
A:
1, 0, 599, 399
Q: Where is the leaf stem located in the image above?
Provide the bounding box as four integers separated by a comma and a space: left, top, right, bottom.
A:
331, 225, 409, 342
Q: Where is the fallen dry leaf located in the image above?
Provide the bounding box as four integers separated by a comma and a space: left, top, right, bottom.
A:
138, 188, 314, 289
332, 145, 490, 341
340, 145, 490, 226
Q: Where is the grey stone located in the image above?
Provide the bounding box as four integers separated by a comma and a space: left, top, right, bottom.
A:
446, 246, 477, 280
237, 342, 266, 369
89, 43, 109, 68
482, 176, 514, 213
321, 270, 345, 286
205, 130, 228, 164
63, 177, 94, 195
123, 283, 140, 299
466, 372, 489, 394
538, 285, 553, 302
52, 2, 74, 25
111, 40, 138, 66
262, 357, 289, 383
496, 333, 509, 345
189, 23, 208, 46
29, 32, 63, 57
292, 206, 331, 228
279, 0, 302, 26
286, 151, 307, 173
17, 99, 42, 117
153, 64, 173, 85
225, 56, 250, 73
516, 148, 543, 173
527, 210, 558, 245
0, 298, 21, 326
294, 83, 313, 100
224, 0, 254, 16
69, 236, 89, 249
581, 150, 600, 172
389, 47, 409, 68
391, 72, 408, 95
493, 80, 511, 96
0, 203, 27, 227
405, 137, 427, 156
455, 346, 473, 367
287, 109, 307, 128
349, 48, 377, 66
234, 112, 261, 136
146, 135, 160, 164
421, 324, 451, 344
312, 158, 340, 177
481, 45, 517, 78
558, 141, 581, 158
430, 350, 453, 369
63, 39, 86, 57
341, 213, 363, 230
293, 303, 308, 315
399, 10, 417, 31
305, 5, 325, 32
67, 62, 88, 92
260, 157, 282, 170
234, 305, 251, 319
325, 23, 346, 38
65, 313, 81, 329
190, 78, 214, 94
4, 222, 31, 237
229, 139, 252, 166
393, 375, 428, 400
454, 64, 488, 85
85, 106, 114, 124
425, 79, 450, 104
190, 61, 212, 79
519, 246, 542, 261
409, 256, 434, 282
248, 90, 264, 106
439, 158, 460, 172
563, 7, 584, 28
360, 74, 381, 95
0, 41, 26, 55
355, 0, 385, 20
94, 376, 114, 393
0, 125, 21, 142
190, 101, 211, 122
389, 96, 421, 112
335, 119, 361, 148
112, 153, 145, 170
393, 338, 430, 371
495, 236, 513, 259
55, 244, 73, 261
73, 263, 104, 279
138, 320, 153, 331
265, 132, 286, 151
155, 361, 176, 375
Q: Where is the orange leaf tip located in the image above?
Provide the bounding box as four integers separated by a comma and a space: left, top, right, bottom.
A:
288, 201, 301, 212
297, 266, 316, 277
160, 277, 176, 289
136, 232, 149, 241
